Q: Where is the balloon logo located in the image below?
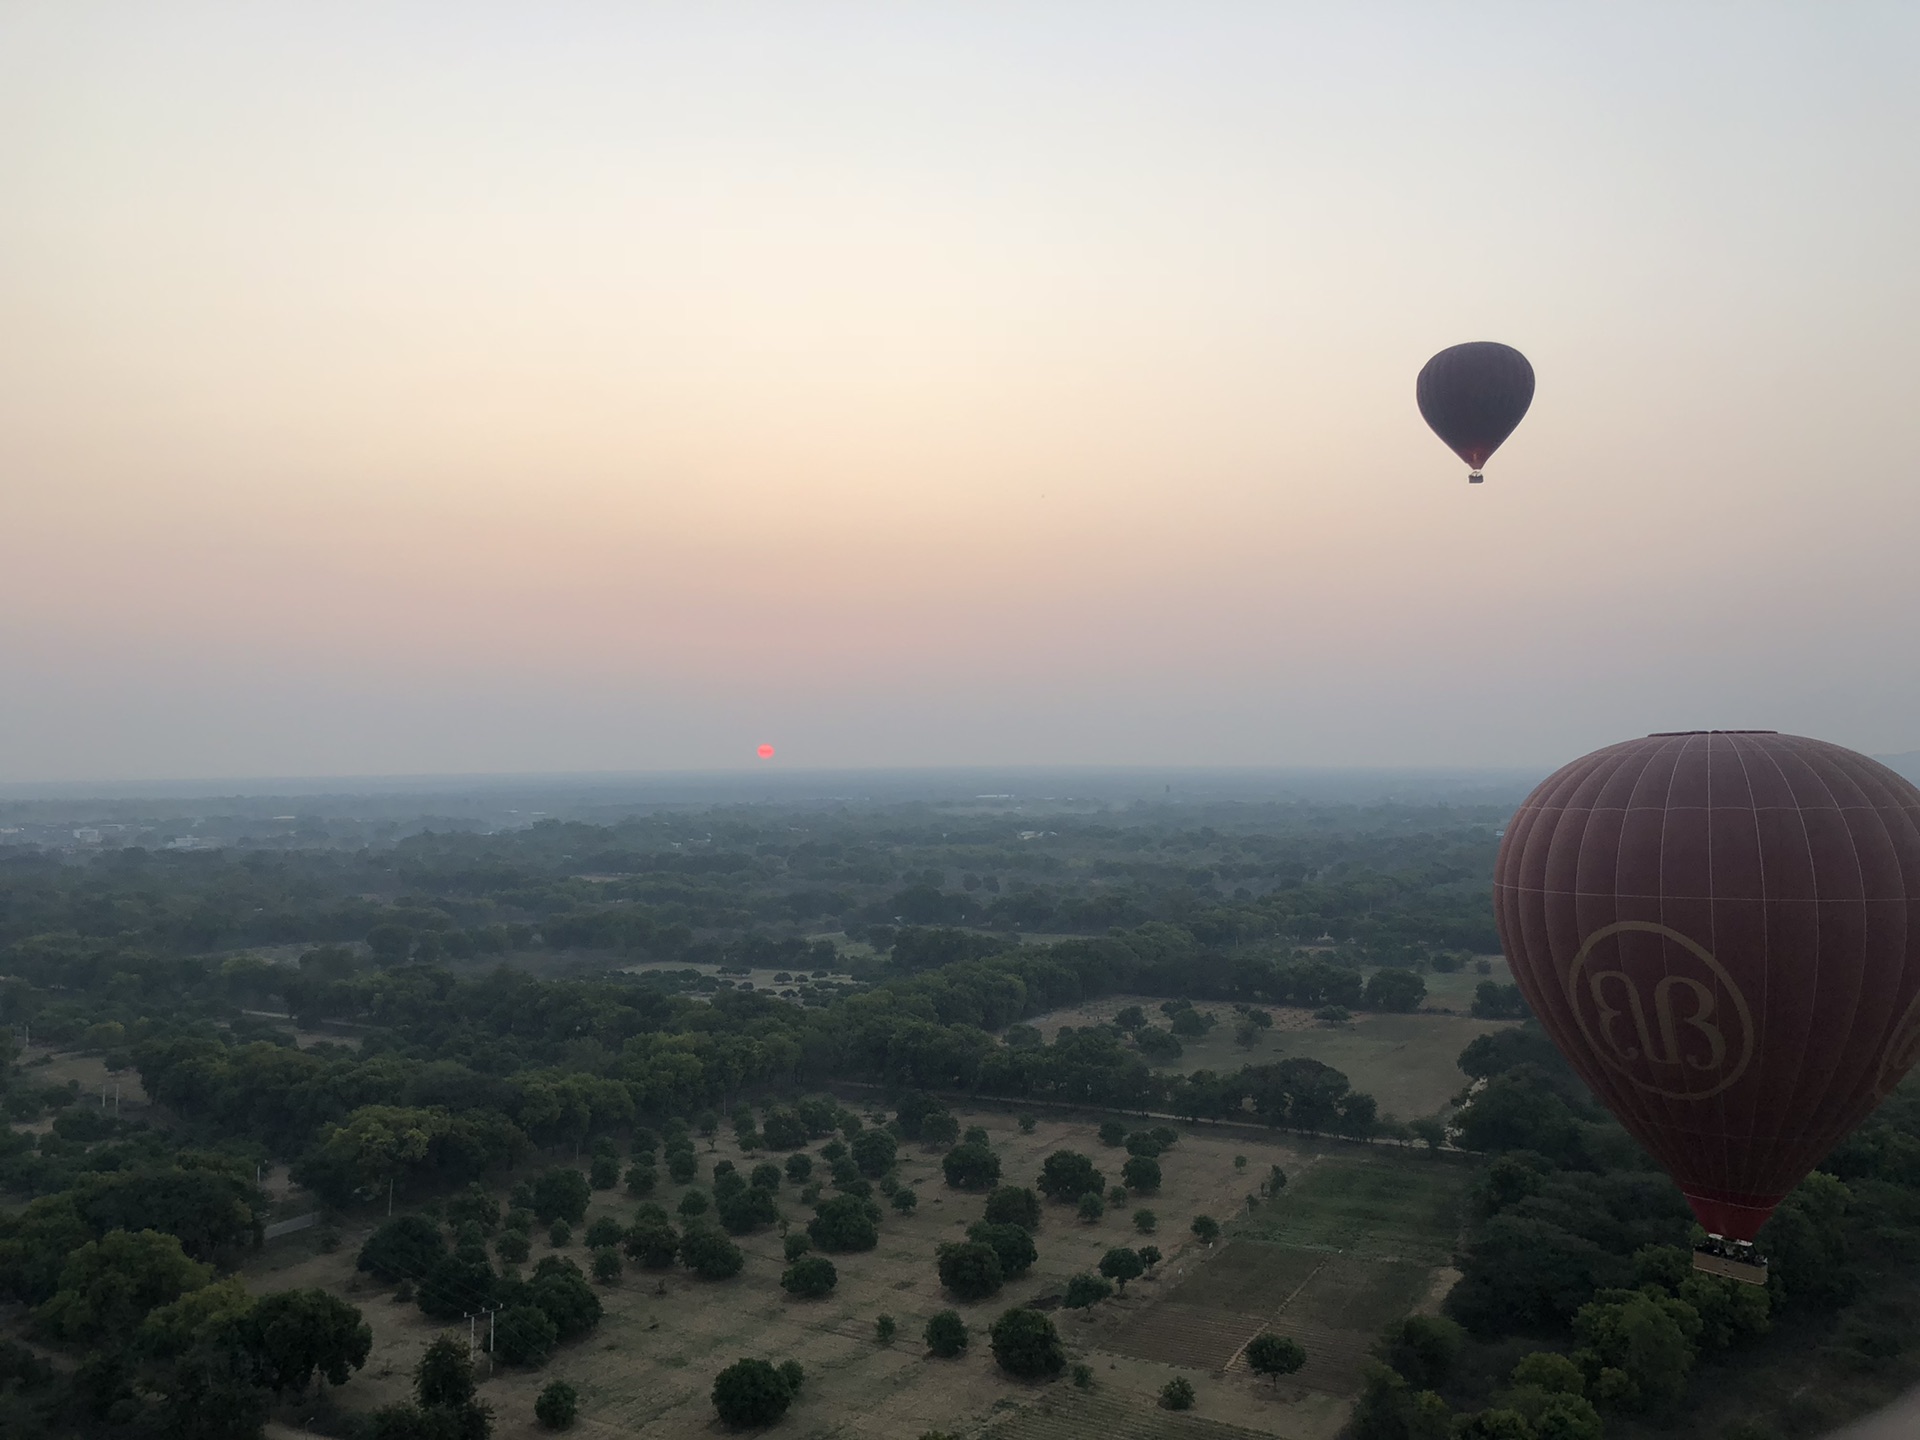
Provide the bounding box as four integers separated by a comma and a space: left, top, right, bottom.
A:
756, 744, 775, 759
1496, 730, 1920, 1241
1416, 341, 1535, 482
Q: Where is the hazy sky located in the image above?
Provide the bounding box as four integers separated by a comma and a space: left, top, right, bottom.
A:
4, 3, 1917, 782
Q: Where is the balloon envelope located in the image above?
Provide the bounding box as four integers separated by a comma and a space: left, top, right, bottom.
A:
1416, 341, 1534, 473
1494, 731, 1920, 1240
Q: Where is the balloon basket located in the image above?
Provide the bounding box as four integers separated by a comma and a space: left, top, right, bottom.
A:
1467, 471, 1483, 484
1693, 1239, 1768, 1287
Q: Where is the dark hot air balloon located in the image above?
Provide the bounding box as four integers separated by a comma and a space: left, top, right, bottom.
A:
1494, 731, 1920, 1278
1416, 341, 1534, 482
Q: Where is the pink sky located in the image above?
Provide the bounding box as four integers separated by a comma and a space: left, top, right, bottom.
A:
3, 4, 1917, 780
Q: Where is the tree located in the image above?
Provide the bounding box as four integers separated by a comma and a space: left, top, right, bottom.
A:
1377, 1315, 1463, 1389
624, 1217, 680, 1269
1064, 1273, 1113, 1310
937, 1241, 1004, 1301
891, 1187, 918, 1215
1133, 1208, 1158, 1234
1245, 1331, 1306, 1386
716, 1185, 779, 1236
750, 1162, 783, 1192
808, 1195, 879, 1253
989, 1308, 1065, 1378
1125, 1130, 1162, 1157
496, 1231, 531, 1265
584, 1216, 624, 1249
358, 1215, 447, 1285
1191, 1215, 1219, 1245
591, 1248, 622, 1283
984, 1186, 1042, 1230
712, 1357, 798, 1428
1098, 1120, 1127, 1147
1409, 1117, 1446, 1152
490, 1304, 558, 1366
781, 1255, 838, 1298
535, 1379, 579, 1429
530, 1259, 603, 1339
851, 1129, 898, 1177
1364, 969, 1427, 1012
925, 1309, 969, 1357
1571, 1289, 1700, 1411
1160, 1376, 1196, 1410
1121, 1155, 1161, 1194
678, 1190, 710, 1220
249, 1288, 372, 1394
1077, 1192, 1105, 1223
625, 1164, 657, 1197
1037, 1151, 1105, 1202
1138, 1245, 1161, 1269
875, 1313, 897, 1342
37, 1228, 214, 1343
680, 1228, 746, 1281
1098, 1247, 1144, 1292
589, 1154, 618, 1189
966, 1222, 1038, 1278
784, 1153, 813, 1184
530, 1168, 592, 1226
943, 1141, 1002, 1190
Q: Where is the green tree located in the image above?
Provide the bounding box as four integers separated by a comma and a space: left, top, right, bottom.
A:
535, 1379, 579, 1430
1245, 1331, 1306, 1386
1364, 969, 1427, 1012
248, 1287, 372, 1394
1098, 1247, 1144, 1292
358, 1215, 446, 1285
591, 1247, 622, 1283
937, 1241, 1004, 1301
1376, 1314, 1464, 1389
1191, 1214, 1220, 1245
1160, 1376, 1196, 1409
624, 1216, 679, 1269
530, 1168, 592, 1226
1571, 1288, 1700, 1411
37, 1228, 213, 1343
585, 1216, 624, 1250
1098, 1120, 1127, 1146
1065, 1272, 1113, 1310
808, 1194, 879, 1252
490, 1304, 558, 1366
781, 1255, 838, 1298
851, 1128, 897, 1177
966, 1222, 1038, 1278
942, 1142, 1002, 1190
1037, 1151, 1104, 1202
925, 1309, 969, 1357
989, 1307, 1065, 1378
1121, 1155, 1161, 1193
711, 1357, 798, 1428
891, 1187, 919, 1215
984, 1186, 1042, 1230
1133, 1208, 1158, 1233
680, 1228, 745, 1281
1077, 1192, 1105, 1223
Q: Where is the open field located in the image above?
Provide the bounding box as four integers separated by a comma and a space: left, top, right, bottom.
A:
250, 1105, 1394, 1439
1024, 984, 1517, 1122
1236, 1150, 1473, 1264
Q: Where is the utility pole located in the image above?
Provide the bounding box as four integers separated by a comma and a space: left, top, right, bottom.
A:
487, 1307, 498, 1374
464, 1312, 477, 1365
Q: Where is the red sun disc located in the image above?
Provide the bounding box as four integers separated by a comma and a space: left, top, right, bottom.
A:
756, 744, 775, 759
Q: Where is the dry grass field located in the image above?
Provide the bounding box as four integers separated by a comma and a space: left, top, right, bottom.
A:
245, 1102, 1473, 1440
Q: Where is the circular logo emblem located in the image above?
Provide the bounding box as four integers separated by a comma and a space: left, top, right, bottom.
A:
1565, 920, 1755, 1101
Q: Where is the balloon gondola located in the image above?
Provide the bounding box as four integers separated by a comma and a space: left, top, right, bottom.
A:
1494, 731, 1920, 1284
1417, 341, 1535, 482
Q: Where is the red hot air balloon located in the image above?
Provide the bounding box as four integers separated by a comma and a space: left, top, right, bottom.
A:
1416, 341, 1535, 482
1494, 731, 1920, 1273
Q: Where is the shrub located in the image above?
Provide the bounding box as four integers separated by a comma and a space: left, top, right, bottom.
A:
505, 1207, 535, 1234
1037, 1151, 1104, 1202
891, 1187, 919, 1215
1018, 1114, 1037, 1134
784, 1153, 812, 1184
808, 1194, 879, 1253
680, 1228, 745, 1281
925, 1309, 969, 1357
1121, 1156, 1162, 1194
547, 1221, 571, 1248
966, 1222, 1038, 1277
591, 1247, 622, 1284
667, 1150, 698, 1184
875, 1312, 897, 1342
783, 1231, 812, 1262
1125, 1130, 1162, 1157
1133, 1208, 1158, 1234
1246, 1331, 1307, 1385
937, 1241, 1004, 1301
678, 1190, 710, 1220
491, 1303, 559, 1366
1077, 1192, 1105, 1223
943, 1142, 1001, 1191
496, 1230, 531, 1265
989, 1308, 1065, 1378
1191, 1215, 1220, 1244
781, 1255, 838, 1298
1139, 1245, 1161, 1269
1160, 1377, 1195, 1410
1064, 1273, 1113, 1310
1098, 1120, 1127, 1146
624, 1164, 657, 1197
589, 1154, 619, 1190
535, 1378, 579, 1429
585, 1217, 625, 1250
711, 1357, 798, 1428
1072, 1362, 1094, 1388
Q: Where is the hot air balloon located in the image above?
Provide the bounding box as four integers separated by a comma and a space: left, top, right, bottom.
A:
1416, 341, 1534, 482
1494, 731, 1920, 1282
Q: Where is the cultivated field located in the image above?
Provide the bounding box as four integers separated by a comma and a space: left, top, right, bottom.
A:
249, 1107, 1469, 1440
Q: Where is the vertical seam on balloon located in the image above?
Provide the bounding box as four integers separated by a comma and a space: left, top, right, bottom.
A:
1782, 737, 1851, 1202
1826, 752, 1909, 1140
1623, 740, 1680, 1172
1731, 737, 1773, 1206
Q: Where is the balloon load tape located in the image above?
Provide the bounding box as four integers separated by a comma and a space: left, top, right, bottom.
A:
1692, 1238, 1769, 1287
